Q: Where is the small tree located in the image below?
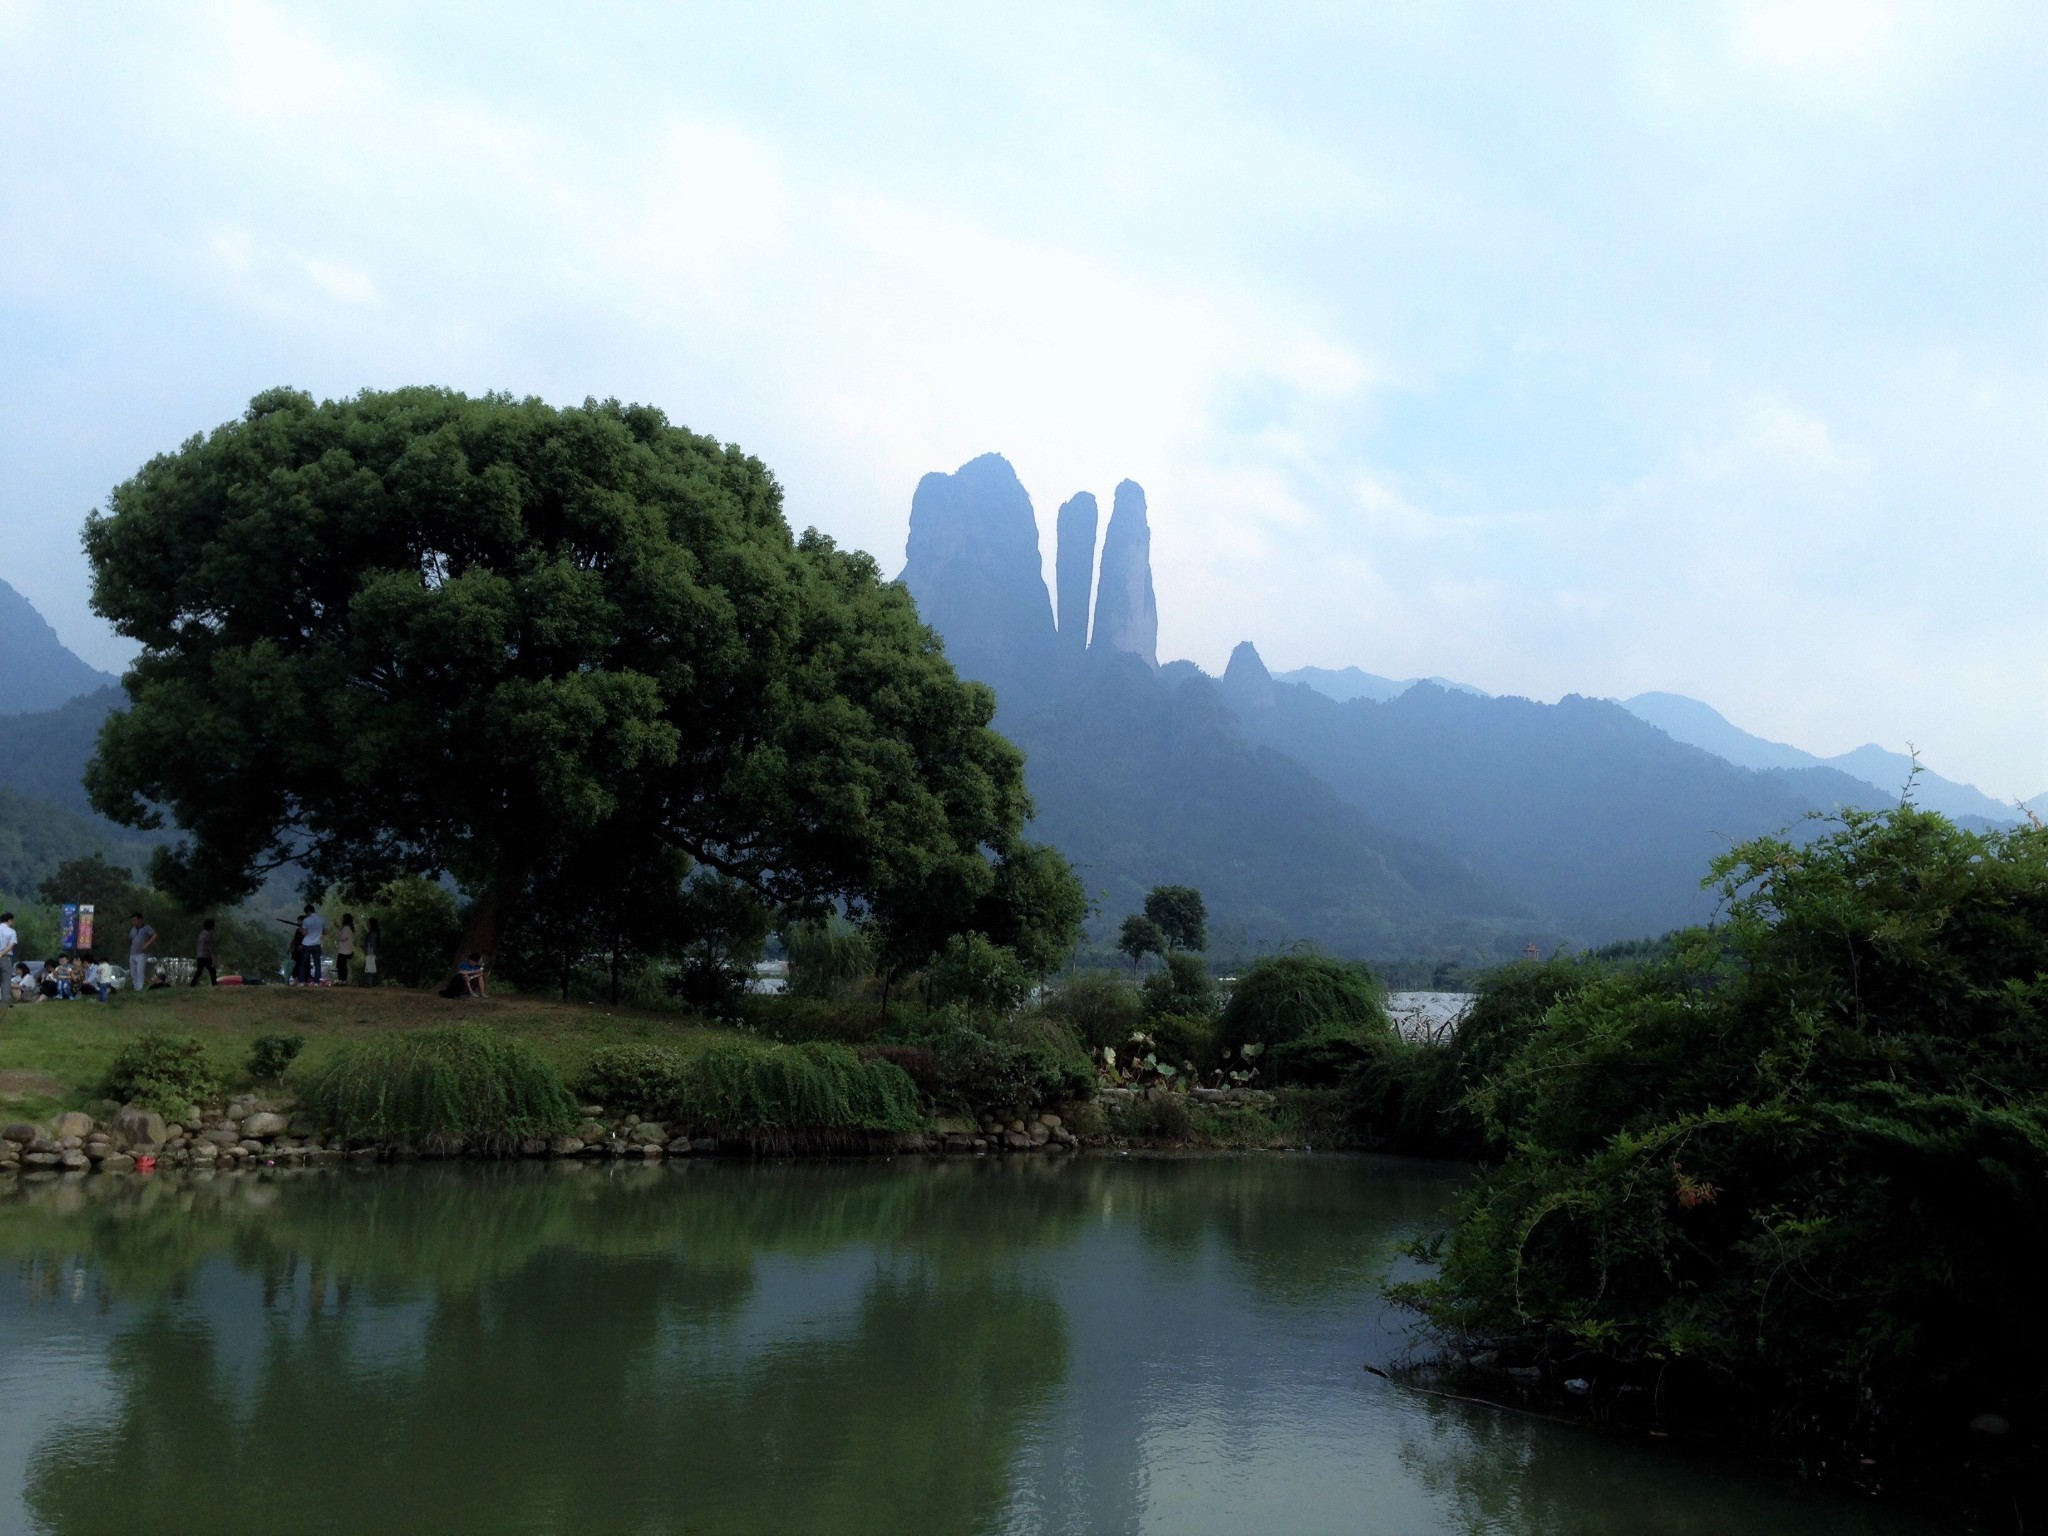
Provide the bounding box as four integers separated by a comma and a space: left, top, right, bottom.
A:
1143, 885, 1207, 953
1117, 914, 1165, 976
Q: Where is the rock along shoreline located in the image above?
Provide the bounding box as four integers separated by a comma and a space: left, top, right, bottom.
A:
0, 1085, 1288, 1175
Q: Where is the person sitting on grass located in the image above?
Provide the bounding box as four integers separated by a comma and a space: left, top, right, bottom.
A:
146, 967, 171, 991
458, 952, 488, 997
10, 963, 40, 1004
51, 955, 78, 1000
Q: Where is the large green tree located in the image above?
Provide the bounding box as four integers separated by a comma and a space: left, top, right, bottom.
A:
84, 387, 1074, 970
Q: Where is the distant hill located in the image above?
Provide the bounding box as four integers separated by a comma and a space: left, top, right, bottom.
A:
1621, 692, 2019, 825
1221, 646, 1893, 942
1277, 665, 1489, 703
0, 580, 118, 712
1002, 653, 1553, 960
0, 685, 123, 814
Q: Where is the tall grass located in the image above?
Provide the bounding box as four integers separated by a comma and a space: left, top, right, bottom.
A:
300, 1025, 577, 1151
684, 1039, 921, 1148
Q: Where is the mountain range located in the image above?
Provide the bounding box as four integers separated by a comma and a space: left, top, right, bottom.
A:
897, 455, 2039, 957
0, 510, 2036, 959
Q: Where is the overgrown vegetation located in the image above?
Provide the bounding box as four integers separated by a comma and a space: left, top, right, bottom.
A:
299, 1025, 578, 1150
1391, 806, 2048, 1480
682, 1040, 922, 1146
102, 1031, 222, 1116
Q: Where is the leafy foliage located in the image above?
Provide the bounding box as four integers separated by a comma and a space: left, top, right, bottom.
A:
1142, 884, 1208, 953
1034, 971, 1145, 1051
926, 932, 1028, 1013
245, 1034, 305, 1082
1116, 914, 1164, 972
888, 1006, 1094, 1118
575, 1044, 693, 1118
359, 877, 461, 988
299, 1026, 577, 1149
1141, 952, 1216, 1019
1408, 807, 2048, 1459
103, 1032, 221, 1116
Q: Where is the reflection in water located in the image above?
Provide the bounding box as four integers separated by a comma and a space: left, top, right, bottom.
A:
0, 1158, 1939, 1535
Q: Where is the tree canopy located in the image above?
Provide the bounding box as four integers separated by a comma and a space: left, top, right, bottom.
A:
84, 387, 1080, 971
1142, 884, 1207, 952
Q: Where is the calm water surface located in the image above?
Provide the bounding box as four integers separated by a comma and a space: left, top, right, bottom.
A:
0, 1157, 1942, 1535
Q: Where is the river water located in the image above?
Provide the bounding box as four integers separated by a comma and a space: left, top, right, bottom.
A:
0, 1157, 1943, 1534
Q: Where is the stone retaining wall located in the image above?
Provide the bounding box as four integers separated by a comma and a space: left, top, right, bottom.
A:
1, 1085, 1289, 1176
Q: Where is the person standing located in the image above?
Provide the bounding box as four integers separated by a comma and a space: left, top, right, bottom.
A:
335, 914, 356, 984
0, 911, 14, 1012
299, 904, 326, 985
191, 919, 218, 986
362, 917, 381, 985
127, 912, 156, 992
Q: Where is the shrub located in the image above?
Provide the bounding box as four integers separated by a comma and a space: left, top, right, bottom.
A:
1216, 951, 1388, 1057
681, 1039, 921, 1140
576, 1044, 692, 1117
365, 876, 462, 987
926, 932, 1029, 1013
104, 1032, 221, 1116
889, 1006, 1094, 1117
246, 1033, 305, 1082
1142, 953, 1217, 1020
300, 1025, 577, 1149
1036, 971, 1146, 1051
1134, 1013, 1217, 1076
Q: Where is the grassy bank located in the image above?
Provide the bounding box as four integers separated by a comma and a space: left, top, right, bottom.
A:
0, 987, 740, 1124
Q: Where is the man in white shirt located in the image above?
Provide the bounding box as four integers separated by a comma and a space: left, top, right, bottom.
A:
298, 905, 327, 983
0, 912, 15, 1010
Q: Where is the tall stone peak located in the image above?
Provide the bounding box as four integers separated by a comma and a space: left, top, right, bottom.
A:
1221, 640, 1275, 710
1089, 479, 1157, 667
1054, 492, 1098, 654
898, 453, 1055, 677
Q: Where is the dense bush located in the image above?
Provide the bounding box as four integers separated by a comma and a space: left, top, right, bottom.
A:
576, 1044, 692, 1117
682, 1039, 921, 1141
1216, 951, 1387, 1056
1142, 952, 1217, 1020
1405, 807, 2048, 1466
364, 876, 462, 987
1035, 971, 1146, 1051
890, 1006, 1094, 1117
104, 1032, 221, 1115
1133, 1014, 1217, 1076
300, 1025, 577, 1149
246, 1033, 305, 1082
926, 932, 1029, 1013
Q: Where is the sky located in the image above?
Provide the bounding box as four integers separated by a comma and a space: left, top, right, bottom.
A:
2, 0, 2043, 797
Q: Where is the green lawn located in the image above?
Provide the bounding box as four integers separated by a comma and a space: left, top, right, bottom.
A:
0, 985, 738, 1123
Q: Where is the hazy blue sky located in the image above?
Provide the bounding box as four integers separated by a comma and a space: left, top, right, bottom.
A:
3, 1, 2042, 796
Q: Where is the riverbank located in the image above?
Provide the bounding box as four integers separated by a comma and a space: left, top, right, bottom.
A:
0, 986, 1319, 1167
